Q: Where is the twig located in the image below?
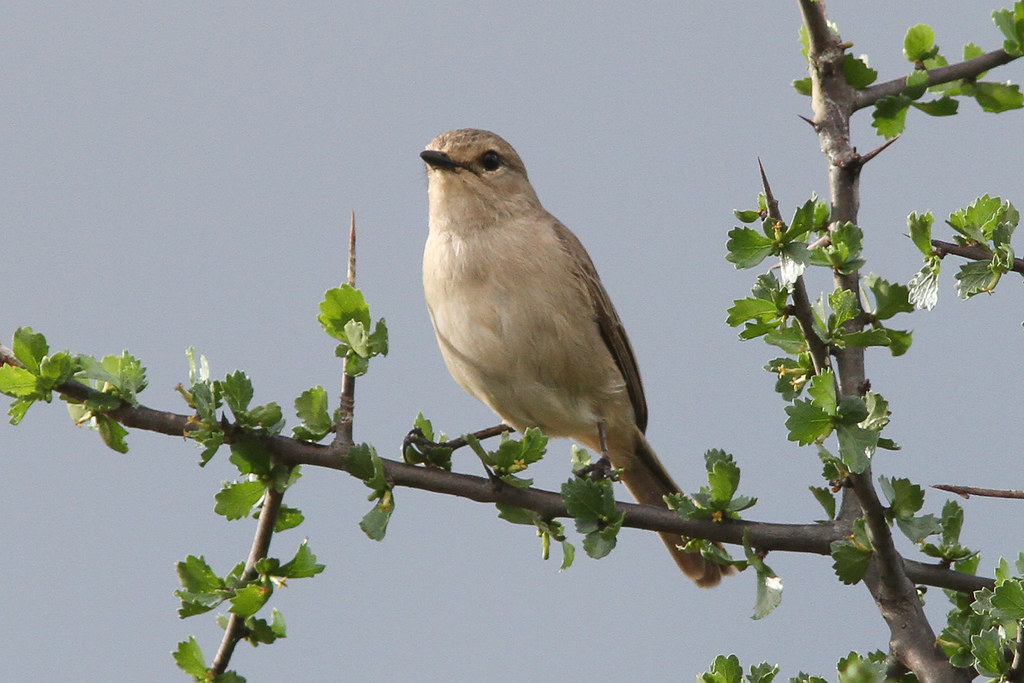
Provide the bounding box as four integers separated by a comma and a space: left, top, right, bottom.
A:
756, 159, 831, 375
209, 484, 286, 676
334, 212, 358, 447
799, 2, 965, 678
857, 136, 900, 166
404, 423, 512, 455
855, 48, 1020, 111
0, 345, 991, 595
931, 239, 1024, 275
933, 484, 1024, 500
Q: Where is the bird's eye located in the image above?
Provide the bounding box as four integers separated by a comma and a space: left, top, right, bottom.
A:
480, 150, 501, 171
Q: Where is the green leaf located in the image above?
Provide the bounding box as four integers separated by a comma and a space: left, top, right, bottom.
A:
215, 480, 265, 520
360, 502, 393, 541
993, 4, 1024, 55
843, 54, 877, 88
744, 534, 783, 620
860, 392, 891, 433
173, 637, 208, 677
748, 662, 779, 683
835, 422, 877, 474
807, 370, 838, 415
785, 399, 832, 445
726, 227, 775, 269
864, 274, 914, 321
973, 81, 1024, 112
77, 351, 147, 404
245, 609, 286, 645
496, 503, 537, 525
700, 654, 743, 683
911, 96, 958, 116
882, 328, 913, 357
278, 541, 325, 579
907, 211, 934, 256
840, 329, 890, 349
0, 365, 43, 400
705, 449, 741, 504
734, 209, 762, 223
827, 288, 859, 331
177, 555, 223, 594
810, 486, 836, 520
836, 652, 887, 683
230, 582, 271, 618
908, 259, 940, 310
221, 371, 253, 416
971, 627, 1010, 677
581, 519, 622, 559
562, 477, 617, 523
896, 514, 941, 544
96, 414, 129, 453
292, 385, 332, 441
955, 260, 998, 298
12, 327, 48, 374
878, 476, 924, 519
904, 69, 930, 100
793, 77, 812, 96
318, 285, 371, 341
726, 298, 782, 327
229, 437, 272, 477
991, 579, 1024, 622
831, 518, 872, 584
872, 95, 910, 138
273, 505, 305, 532
903, 24, 936, 62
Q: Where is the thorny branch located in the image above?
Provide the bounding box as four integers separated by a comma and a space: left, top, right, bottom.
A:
0, 343, 991, 597
797, 1, 970, 679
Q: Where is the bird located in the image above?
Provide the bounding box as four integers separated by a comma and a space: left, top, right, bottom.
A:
419, 128, 728, 586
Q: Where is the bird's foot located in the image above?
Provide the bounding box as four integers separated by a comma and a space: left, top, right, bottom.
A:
576, 455, 618, 481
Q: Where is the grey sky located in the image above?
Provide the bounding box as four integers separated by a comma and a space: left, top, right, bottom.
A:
4, 3, 1023, 680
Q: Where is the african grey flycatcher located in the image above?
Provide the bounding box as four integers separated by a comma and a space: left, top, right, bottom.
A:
420, 129, 728, 587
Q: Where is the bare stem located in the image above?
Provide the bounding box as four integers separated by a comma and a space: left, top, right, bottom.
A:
933, 484, 1024, 500
334, 212, 358, 447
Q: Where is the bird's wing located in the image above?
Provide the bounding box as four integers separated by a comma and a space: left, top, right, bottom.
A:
552, 220, 648, 433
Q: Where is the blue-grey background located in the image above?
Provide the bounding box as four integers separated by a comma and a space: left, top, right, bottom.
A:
3, 3, 1022, 680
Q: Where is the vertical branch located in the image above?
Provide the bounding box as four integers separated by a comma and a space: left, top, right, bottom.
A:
757, 159, 830, 375
797, 1, 959, 678
334, 212, 357, 447
209, 485, 285, 676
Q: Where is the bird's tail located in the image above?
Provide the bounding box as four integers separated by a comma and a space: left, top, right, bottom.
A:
612, 429, 733, 587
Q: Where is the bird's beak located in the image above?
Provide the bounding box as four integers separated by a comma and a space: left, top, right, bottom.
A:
420, 149, 462, 171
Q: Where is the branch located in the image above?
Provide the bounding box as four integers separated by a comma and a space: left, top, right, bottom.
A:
757, 159, 831, 375
210, 484, 285, 676
0, 349, 990, 596
933, 484, 1024, 500
334, 211, 358, 447
799, 2, 964, 678
855, 48, 1020, 111
931, 238, 1024, 274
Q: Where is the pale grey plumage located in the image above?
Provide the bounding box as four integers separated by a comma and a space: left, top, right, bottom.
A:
420, 128, 728, 586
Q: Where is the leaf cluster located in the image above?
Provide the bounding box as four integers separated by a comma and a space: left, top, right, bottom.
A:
796, 7, 1024, 138
0, 327, 149, 451
939, 555, 1024, 676
317, 284, 388, 377
174, 543, 324, 681
908, 196, 1020, 310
